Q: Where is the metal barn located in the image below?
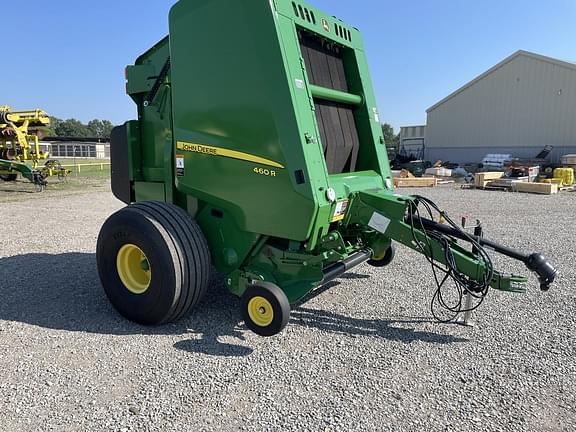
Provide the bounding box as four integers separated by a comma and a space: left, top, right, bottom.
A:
426, 50, 576, 164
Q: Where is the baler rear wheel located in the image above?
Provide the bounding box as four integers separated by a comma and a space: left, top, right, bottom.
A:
96, 201, 211, 325
241, 282, 290, 337
368, 243, 395, 267
0, 174, 17, 182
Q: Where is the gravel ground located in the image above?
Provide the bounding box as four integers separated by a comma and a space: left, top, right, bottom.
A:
0, 182, 574, 432
0, 176, 110, 203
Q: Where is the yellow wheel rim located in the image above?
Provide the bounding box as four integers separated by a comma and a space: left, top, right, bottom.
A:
372, 249, 386, 261
116, 244, 152, 295
247, 296, 274, 327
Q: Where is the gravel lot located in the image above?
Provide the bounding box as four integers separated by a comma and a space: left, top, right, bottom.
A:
0, 181, 574, 432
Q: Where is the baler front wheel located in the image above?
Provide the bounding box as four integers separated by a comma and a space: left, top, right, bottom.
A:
368, 243, 395, 267
96, 201, 211, 325
241, 282, 290, 337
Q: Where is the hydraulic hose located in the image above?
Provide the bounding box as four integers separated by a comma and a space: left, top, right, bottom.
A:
412, 216, 557, 291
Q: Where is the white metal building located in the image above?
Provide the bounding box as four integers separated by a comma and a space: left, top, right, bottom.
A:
399, 125, 426, 159
400, 125, 426, 148
425, 50, 576, 164
40, 141, 110, 159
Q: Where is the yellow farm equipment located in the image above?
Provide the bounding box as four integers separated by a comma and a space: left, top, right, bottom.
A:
0, 105, 69, 190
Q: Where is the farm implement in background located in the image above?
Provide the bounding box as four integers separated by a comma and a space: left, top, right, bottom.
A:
0, 106, 69, 190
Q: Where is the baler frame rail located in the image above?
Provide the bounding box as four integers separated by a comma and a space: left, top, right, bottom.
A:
344, 191, 556, 294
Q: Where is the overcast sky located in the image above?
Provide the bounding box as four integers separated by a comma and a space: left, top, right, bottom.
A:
3, 0, 575, 131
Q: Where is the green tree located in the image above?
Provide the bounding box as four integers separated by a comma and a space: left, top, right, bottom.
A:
49, 117, 63, 134
54, 118, 92, 137
381, 123, 400, 149
87, 119, 114, 138
48, 116, 115, 138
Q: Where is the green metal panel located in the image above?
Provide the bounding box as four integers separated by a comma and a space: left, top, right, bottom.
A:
126, 37, 172, 184
119, 0, 398, 285
168, 0, 319, 242
125, 120, 141, 182
134, 182, 165, 202
195, 205, 262, 274
167, 0, 392, 241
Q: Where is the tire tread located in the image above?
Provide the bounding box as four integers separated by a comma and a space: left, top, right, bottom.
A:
96, 201, 210, 325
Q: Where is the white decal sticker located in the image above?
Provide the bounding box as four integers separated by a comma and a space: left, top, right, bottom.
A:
176, 154, 185, 177
332, 200, 350, 222
368, 212, 391, 234
295, 79, 305, 89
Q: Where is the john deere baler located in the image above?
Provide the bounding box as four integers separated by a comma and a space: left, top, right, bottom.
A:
97, 0, 556, 336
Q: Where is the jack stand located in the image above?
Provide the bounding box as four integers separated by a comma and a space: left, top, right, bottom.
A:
457, 292, 475, 326
458, 220, 482, 327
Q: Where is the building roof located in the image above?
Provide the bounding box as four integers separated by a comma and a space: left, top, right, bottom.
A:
427, 50, 576, 113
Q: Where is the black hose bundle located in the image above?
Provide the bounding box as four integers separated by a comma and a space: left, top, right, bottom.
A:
408, 195, 494, 322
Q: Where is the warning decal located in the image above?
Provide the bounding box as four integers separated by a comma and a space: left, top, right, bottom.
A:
176, 154, 185, 177
331, 200, 349, 222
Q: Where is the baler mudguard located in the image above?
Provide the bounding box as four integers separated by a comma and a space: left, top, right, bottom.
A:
98, 0, 556, 336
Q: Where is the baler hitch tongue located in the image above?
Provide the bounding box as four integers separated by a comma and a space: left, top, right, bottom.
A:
411, 213, 557, 292
490, 273, 528, 294
525, 253, 558, 291
493, 253, 557, 293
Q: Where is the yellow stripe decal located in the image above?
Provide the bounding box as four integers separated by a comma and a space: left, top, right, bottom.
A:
176, 141, 285, 169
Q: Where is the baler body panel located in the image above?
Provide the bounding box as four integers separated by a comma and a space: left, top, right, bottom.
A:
169, 0, 316, 242
120, 0, 396, 285
166, 0, 392, 243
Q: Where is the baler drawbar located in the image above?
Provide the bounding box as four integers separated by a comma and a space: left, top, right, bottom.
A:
96, 0, 556, 336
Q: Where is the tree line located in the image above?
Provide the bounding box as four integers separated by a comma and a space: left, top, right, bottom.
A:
41, 118, 115, 139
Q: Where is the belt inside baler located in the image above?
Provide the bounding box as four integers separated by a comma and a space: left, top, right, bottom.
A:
299, 30, 362, 175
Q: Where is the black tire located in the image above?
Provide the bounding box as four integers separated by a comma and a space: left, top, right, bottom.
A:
1, 148, 16, 160
0, 174, 17, 182
96, 201, 211, 325
368, 243, 395, 267
241, 282, 291, 337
